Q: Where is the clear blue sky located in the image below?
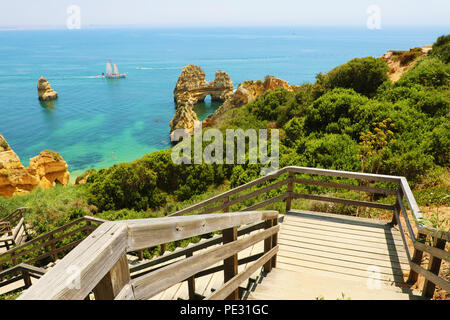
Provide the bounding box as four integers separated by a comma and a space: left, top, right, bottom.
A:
1, 0, 449, 28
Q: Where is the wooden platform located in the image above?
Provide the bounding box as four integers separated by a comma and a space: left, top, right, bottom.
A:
247, 210, 423, 300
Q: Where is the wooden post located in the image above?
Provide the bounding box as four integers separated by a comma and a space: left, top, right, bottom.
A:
222, 227, 238, 300
186, 252, 196, 300
263, 219, 274, 273
271, 218, 278, 269
49, 234, 57, 262
161, 243, 166, 255
407, 233, 427, 285
422, 237, 447, 298
223, 196, 230, 213
93, 254, 130, 300
22, 269, 32, 289
286, 172, 294, 213
137, 250, 144, 261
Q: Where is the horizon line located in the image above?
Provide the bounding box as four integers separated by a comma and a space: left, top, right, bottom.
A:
1, 24, 450, 31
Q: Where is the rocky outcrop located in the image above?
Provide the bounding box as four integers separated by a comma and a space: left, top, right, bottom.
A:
37, 76, 58, 101
171, 65, 234, 136
0, 135, 69, 198
28, 150, 70, 190
203, 76, 295, 128
381, 46, 431, 82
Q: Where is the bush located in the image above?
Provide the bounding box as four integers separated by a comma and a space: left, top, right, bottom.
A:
249, 88, 294, 121
430, 34, 450, 63
324, 57, 390, 97
397, 57, 450, 88
87, 162, 166, 211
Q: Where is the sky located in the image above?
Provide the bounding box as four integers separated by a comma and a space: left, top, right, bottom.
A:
0, 0, 449, 29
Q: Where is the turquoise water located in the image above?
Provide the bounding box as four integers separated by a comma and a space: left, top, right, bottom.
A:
0, 27, 447, 178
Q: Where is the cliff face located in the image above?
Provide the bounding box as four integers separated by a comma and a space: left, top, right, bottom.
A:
37, 76, 58, 101
203, 76, 295, 128
171, 65, 234, 136
0, 135, 69, 198
381, 46, 432, 82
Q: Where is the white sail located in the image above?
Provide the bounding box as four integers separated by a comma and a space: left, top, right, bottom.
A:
106, 62, 113, 74
113, 64, 119, 75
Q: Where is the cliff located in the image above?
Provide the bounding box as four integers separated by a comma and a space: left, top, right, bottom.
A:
381, 46, 432, 82
37, 76, 58, 101
171, 65, 234, 136
203, 75, 296, 128
0, 135, 69, 198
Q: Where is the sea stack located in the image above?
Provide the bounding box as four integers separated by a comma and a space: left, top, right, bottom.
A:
37, 76, 58, 101
171, 65, 234, 137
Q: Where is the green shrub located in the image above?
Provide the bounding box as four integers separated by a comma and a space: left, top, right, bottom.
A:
323, 57, 390, 97
87, 162, 166, 211
397, 57, 450, 88
430, 34, 450, 63
249, 88, 294, 121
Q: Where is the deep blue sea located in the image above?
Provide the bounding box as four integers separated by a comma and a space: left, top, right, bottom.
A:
0, 27, 447, 179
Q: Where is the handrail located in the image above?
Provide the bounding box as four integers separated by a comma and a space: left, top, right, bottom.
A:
0, 263, 47, 294
18, 210, 279, 300
0, 216, 105, 270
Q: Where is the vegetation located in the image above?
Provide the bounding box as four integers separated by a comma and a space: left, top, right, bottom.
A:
0, 35, 448, 273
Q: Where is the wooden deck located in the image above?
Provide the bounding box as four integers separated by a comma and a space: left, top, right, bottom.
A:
147, 210, 424, 300
246, 210, 423, 300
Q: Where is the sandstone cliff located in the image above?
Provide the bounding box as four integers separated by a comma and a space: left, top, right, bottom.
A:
37, 76, 58, 101
203, 76, 296, 128
0, 135, 69, 198
381, 46, 432, 82
171, 65, 234, 136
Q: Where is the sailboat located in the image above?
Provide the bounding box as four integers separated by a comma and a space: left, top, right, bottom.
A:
104, 61, 127, 79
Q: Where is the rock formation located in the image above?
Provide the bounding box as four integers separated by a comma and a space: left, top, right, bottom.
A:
37, 76, 58, 101
171, 65, 234, 136
0, 135, 69, 198
381, 46, 431, 82
28, 150, 70, 190
203, 76, 295, 128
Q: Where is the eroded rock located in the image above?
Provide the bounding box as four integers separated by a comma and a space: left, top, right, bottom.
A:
37, 76, 58, 101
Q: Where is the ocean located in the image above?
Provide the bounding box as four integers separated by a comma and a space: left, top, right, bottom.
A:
0, 26, 447, 179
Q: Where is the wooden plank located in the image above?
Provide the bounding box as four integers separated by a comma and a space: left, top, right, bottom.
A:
292, 193, 395, 211
207, 246, 278, 300
278, 237, 409, 263
131, 225, 279, 300
93, 254, 130, 300
293, 178, 396, 195
280, 223, 404, 246
286, 166, 402, 183
407, 233, 427, 285
278, 233, 408, 258
279, 228, 402, 251
286, 173, 294, 212
410, 262, 450, 294
222, 227, 238, 300
278, 245, 408, 271
169, 168, 288, 217
263, 219, 273, 273
240, 194, 288, 212
414, 241, 450, 263
126, 211, 278, 251
422, 238, 447, 298
18, 222, 128, 300
201, 180, 288, 215
277, 248, 406, 278
115, 284, 135, 300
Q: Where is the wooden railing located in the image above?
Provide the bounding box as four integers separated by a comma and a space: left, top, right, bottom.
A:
0, 216, 106, 271
18, 210, 279, 300
15, 166, 450, 299
0, 208, 29, 250
166, 166, 449, 298
0, 263, 47, 295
